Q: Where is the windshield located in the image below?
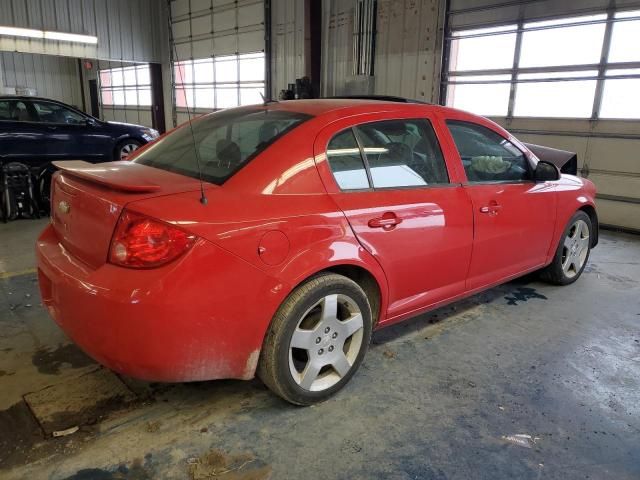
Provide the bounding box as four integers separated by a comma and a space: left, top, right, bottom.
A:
133, 108, 311, 185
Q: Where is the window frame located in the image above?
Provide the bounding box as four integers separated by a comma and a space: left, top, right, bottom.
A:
445, 119, 534, 185
325, 117, 454, 192
443, 9, 640, 120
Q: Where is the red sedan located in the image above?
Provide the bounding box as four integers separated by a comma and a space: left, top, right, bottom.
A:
36, 99, 598, 405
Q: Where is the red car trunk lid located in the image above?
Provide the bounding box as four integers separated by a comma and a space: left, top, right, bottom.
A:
50, 161, 205, 269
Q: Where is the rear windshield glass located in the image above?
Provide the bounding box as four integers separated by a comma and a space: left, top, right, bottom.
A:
133, 108, 311, 185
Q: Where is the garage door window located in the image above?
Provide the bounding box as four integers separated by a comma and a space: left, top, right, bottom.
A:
174, 53, 265, 110
445, 10, 640, 119
99, 65, 152, 107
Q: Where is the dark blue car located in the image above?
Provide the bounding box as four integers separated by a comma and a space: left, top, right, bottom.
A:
0, 95, 159, 206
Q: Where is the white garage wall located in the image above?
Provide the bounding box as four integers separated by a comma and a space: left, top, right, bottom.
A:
446, 0, 640, 231
321, 0, 445, 101
271, 0, 306, 99
0, 0, 166, 63
0, 51, 83, 108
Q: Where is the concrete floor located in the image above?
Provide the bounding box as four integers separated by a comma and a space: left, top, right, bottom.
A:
1, 218, 639, 480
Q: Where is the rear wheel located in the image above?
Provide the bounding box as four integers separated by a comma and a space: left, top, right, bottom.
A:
258, 273, 372, 405
116, 139, 142, 160
540, 211, 592, 285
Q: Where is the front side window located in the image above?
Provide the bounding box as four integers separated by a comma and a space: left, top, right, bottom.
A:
446, 120, 530, 183
134, 109, 310, 185
32, 101, 86, 125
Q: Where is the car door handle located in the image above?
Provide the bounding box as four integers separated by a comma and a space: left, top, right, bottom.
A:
368, 213, 402, 230
480, 201, 502, 214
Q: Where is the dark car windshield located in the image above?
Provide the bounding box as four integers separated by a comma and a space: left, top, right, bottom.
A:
133, 108, 311, 185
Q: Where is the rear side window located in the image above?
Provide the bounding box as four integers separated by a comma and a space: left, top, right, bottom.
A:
326, 129, 370, 190
355, 119, 449, 188
0, 100, 34, 122
325, 119, 450, 190
446, 120, 530, 183
134, 109, 311, 185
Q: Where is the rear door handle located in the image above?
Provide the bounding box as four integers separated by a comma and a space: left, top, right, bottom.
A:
368, 212, 402, 230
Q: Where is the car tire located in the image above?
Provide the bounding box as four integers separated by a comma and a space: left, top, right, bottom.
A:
37, 166, 55, 215
539, 210, 593, 285
115, 139, 142, 160
257, 273, 373, 406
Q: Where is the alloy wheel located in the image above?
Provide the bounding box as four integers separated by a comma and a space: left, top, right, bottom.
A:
288, 293, 364, 392
561, 219, 590, 278
120, 143, 139, 159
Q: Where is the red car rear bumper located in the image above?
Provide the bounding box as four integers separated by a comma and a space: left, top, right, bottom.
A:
36, 224, 283, 382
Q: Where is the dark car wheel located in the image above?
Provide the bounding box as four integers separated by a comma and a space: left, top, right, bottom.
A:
258, 273, 373, 406
540, 211, 593, 285
116, 139, 142, 160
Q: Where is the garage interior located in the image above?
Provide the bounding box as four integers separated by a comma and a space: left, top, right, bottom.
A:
1, 0, 639, 478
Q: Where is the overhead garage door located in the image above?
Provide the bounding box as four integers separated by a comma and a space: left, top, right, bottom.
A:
443, 0, 640, 231
169, 0, 266, 126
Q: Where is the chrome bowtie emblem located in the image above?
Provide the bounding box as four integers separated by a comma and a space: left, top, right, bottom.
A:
58, 200, 71, 214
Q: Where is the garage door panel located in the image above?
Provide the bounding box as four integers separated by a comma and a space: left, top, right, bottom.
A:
214, 9, 237, 31
192, 14, 212, 36
192, 38, 214, 58
172, 20, 191, 40
213, 35, 237, 55
239, 3, 263, 27
588, 138, 640, 175
238, 30, 264, 53
596, 199, 640, 230
192, 0, 212, 13
172, 0, 190, 18
174, 42, 192, 60
589, 173, 640, 200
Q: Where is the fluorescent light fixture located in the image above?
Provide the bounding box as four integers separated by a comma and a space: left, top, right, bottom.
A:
0, 25, 97, 44
44, 31, 97, 44
0, 26, 44, 38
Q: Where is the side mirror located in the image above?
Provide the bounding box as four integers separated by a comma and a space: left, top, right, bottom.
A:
534, 160, 560, 182
85, 118, 98, 127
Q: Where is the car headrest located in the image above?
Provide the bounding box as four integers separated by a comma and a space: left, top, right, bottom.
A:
216, 139, 241, 165
259, 122, 280, 144
413, 138, 434, 158
12, 106, 30, 122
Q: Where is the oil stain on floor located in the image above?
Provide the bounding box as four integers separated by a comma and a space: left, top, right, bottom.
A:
31, 344, 95, 375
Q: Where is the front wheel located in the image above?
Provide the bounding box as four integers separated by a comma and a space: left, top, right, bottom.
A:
258, 273, 372, 405
540, 211, 593, 285
116, 139, 142, 160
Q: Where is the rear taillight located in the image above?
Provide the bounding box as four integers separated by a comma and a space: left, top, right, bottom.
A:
109, 210, 196, 268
